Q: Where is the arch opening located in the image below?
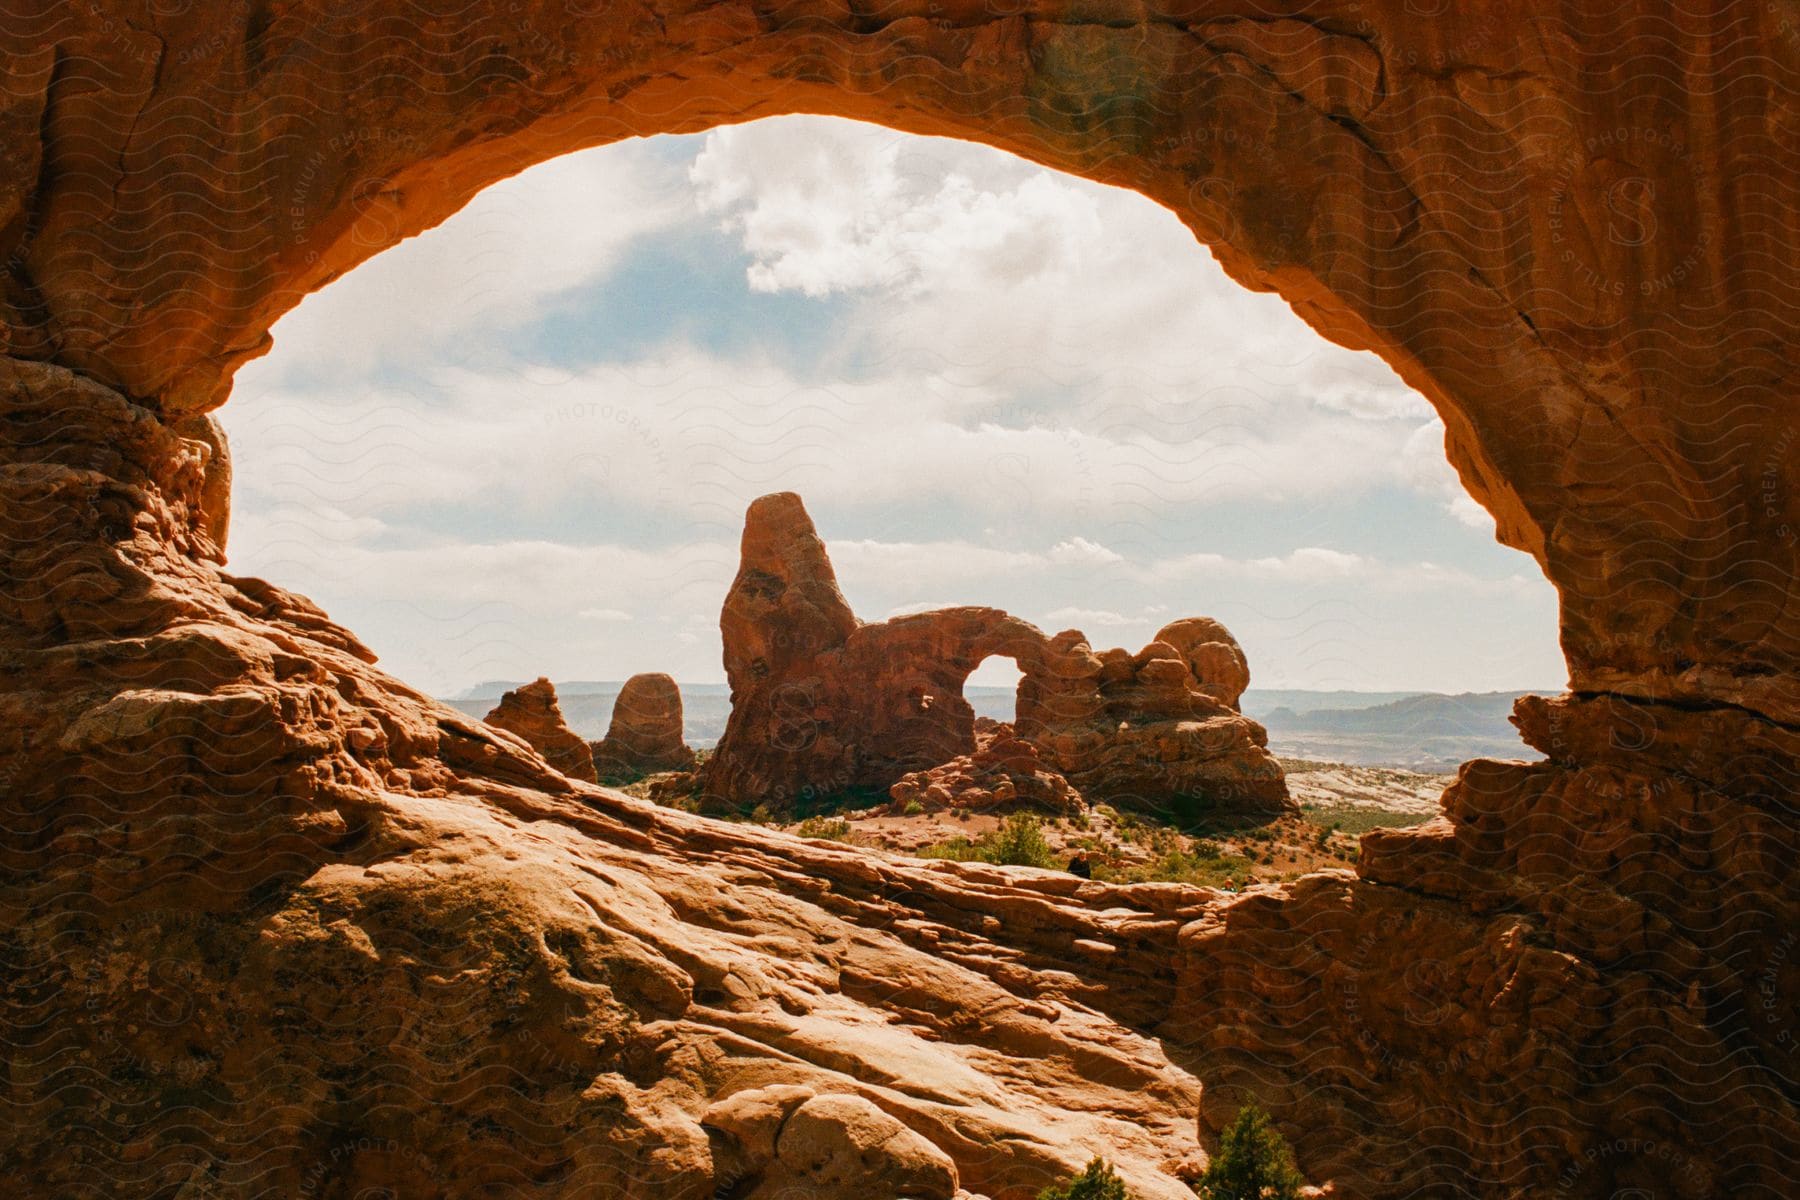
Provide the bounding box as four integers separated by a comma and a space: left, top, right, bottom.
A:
967, 656, 1024, 727
223, 116, 1564, 776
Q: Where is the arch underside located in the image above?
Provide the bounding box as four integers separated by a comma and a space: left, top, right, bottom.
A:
0, 3, 1796, 1197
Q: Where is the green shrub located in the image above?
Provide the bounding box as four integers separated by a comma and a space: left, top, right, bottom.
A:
749, 803, 774, 824
1195, 1105, 1303, 1200
793, 816, 854, 841
983, 812, 1059, 868
902, 799, 925, 816
1038, 1156, 1128, 1200
919, 813, 1058, 869
1092, 847, 1252, 888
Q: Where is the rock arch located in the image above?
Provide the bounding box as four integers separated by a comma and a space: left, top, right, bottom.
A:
4, 2, 1796, 727
700, 492, 1288, 815
3, 5, 1797, 1197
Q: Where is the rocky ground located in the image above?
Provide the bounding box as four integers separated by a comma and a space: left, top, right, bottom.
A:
627, 756, 1448, 890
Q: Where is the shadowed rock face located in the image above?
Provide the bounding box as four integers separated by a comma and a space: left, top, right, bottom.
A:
2, 5, 1797, 1197
590, 672, 695, 781
483, 677, 599, 784
703, 493, 1289, 816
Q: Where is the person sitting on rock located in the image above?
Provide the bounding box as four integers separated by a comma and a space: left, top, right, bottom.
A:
1067, 850, 1092, 879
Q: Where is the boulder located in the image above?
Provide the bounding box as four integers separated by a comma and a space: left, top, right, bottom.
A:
482, 677, 598, 784
590, 672, 695, 781
889, 724, 1084, 815
1152, 618, 1250, 711
706, 1088, 959, 1200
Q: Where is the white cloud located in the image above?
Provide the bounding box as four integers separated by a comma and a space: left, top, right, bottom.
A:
1048, 537, 1123, 565
688, 116, 1410, 402
252, 142, 687, 382
1043, 606, 1138, 628
691, 119, 1103, 299
1250, 547, 1367, 579
579, 607, 633, 622
1311, 379, 1436, 421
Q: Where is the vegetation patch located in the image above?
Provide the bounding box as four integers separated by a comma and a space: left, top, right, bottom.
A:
1298, 802, 1436, 837
920, 812, 1060, 868
1195, 1104, 1304, 1200
1038, 1156, 1128, 1200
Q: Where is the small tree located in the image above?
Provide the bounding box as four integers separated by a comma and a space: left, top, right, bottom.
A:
983, 812, 1059, 868
1038, 1156, 1129, 1200
1195, 1105, 1304, 1200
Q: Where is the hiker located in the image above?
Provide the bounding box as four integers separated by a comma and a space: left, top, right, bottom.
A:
1067, 850, 1092, 879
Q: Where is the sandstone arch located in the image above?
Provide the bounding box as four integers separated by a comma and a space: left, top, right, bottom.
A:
4, 2, 1797, 726
3, 4, 1798, 1197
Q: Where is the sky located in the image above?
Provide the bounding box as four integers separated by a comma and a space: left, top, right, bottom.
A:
221, 116, 1564, 697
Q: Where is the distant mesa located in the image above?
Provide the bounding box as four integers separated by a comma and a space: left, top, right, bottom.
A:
701, 492, 1291, 818
482, 677, 598, 783
591, 672, 697, 782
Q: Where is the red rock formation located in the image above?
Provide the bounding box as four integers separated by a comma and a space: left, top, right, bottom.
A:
590, 672, 696, 781
704, 493, 1286, 817
4, 276, 1797, 1200
1152, 618, 1250, 711
889, 723, 1084, 816
704, 492, 1048, 807
1016, 629, 1290, 818
483, 677, 598, 784
3, 5, 1797, 1196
